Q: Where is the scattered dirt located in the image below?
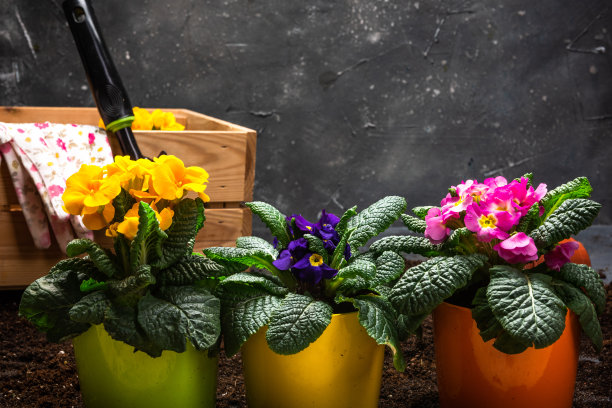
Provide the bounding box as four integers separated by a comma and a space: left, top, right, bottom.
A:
1, 284, 610, 408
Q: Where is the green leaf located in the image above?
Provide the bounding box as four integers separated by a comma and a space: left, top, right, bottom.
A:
553, 281, 603, 351
129, 202, 165, 271
19, 268, 90, 342
540, 177, 592, 220
158, 199, 202, 268
530, 199, 601, 248
554, 263, 606, 315
370, 235, 441, 257
266, 293, 332, 355
351, 295, 406, 372
79, 278, 107, 293
66, 239, 118, 278
487, 266, 566, 349
397, 313, 428, 340
236, 236, 278, 258
303, 234, 329, 264
69, 291, 109, 325
335, 275, 370, 295
401, 214, 426, 233
371, 251, 405, 287
390, 254, 486, 316
337, 258, 376, 280
335, 206, 357, 235
516, 203, 540, 233
245, 201, 291, 248
471, 287, 528, 353
216, 275, 285, 355
346, 196, 407, 252
440, 228, 472, 252
137, 287, 221, 353
107, 265, 156, 299
330, 228, 351, 270
203, 246, 278, 274
155, 254, 227, 286
111, 188, 136, 223
48, 258, 107, 281
412, 206, 435, 220
103, 301, 163, 357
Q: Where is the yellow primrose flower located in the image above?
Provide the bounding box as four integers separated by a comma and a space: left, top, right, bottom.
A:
151, 109, 185, 131
106, 222, 120, 238
82, 202, 115, 230
62, 164, 121, 216
131, 107, 154, 130
152, 155, 209, 201
117, 202, 174, 240
98, 107, 184, 131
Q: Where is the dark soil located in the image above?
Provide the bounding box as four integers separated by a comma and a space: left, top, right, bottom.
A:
1, 285, 610, 408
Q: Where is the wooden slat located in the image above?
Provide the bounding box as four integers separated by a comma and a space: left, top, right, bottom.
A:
0, 208, 250, 289
0, 107, 256, 205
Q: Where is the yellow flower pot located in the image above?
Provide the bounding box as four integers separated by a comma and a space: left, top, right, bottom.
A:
240, 312, 385, 408
72, 325, 218, 408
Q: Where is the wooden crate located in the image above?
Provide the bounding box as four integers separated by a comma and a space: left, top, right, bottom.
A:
0, 106, 256, 289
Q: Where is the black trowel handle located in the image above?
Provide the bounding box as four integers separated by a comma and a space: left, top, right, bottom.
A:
62, 0, 144, 159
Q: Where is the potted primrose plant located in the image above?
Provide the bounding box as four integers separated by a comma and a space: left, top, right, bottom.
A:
371, 175, 605, 408
19, 155, 226, 408
203, 196, 408, 408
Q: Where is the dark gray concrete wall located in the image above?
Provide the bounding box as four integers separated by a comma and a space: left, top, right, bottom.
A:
1, 0, 611, 229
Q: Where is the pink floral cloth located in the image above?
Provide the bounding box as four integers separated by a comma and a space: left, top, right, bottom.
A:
0, 122, 114, 251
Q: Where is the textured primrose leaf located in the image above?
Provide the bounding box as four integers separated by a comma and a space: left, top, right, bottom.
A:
412, 206, 436, 220
48, 258, 107, 281
69, 291, 109, 325
554, 262, 606, 315
236, 236, 278, 258
346, 196, 407, 252
401, 214, 426, 233
157, 199, 202, 269
137, 287, 221, 353
540, 177, 592, 220
397, 313, 429, 341
203, 246, 278, 273
66, 239, 118, 278
390, 254, 486, 316
530, 199, 601, 248
330, 228, 351, 270
471, 287, 528, 353
303, 234, 329, 264
111, 188, 136, 223
554, 281, 603, 351
440, 228, 472, 252
266, 293, 333, 355
516, 203, 540, 233
351, 295, 406, 372
370, 235, 441, 257
245, 201, 291, 248
487, 266, 566, 349
337, 258, 376, 280
19, 267, 90, 343
107, 265, 156, 298
155, 254, 227, 286
103, 301, 163, 357
129, 202, 164, 271
371, 251, 405, 287
335, 206, 358, 235
336, 275, 370, 295
216, 273, 288, 355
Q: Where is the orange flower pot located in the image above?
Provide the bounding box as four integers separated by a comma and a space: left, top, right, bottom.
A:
433, 302, 580, 408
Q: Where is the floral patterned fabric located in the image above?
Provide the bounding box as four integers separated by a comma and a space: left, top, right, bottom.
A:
0, 122, 114, 251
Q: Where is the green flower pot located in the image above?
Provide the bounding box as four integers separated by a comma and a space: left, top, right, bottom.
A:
72, 325, 218, 408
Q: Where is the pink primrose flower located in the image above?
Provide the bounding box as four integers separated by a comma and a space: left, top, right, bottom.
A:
493, 232, 539, 264
484, 176, 508, 189
480, 188, 521, 228
544, 240, 580, 271
424, 207, 451, 244
507, 177, 547, 216
440, 193, 473, 216
464, 204, 511, 242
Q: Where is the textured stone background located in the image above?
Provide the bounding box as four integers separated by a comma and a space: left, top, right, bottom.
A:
1, 0, 611, 273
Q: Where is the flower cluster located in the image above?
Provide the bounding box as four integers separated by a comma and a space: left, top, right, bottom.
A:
98, 107, 185, 131
62, 155, 209, 239
424, 176, 576, 268
272, 210, 351, 284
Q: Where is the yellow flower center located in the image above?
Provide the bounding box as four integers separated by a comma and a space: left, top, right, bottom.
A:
478, 214, 497, 229
309, 254, 324, 267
